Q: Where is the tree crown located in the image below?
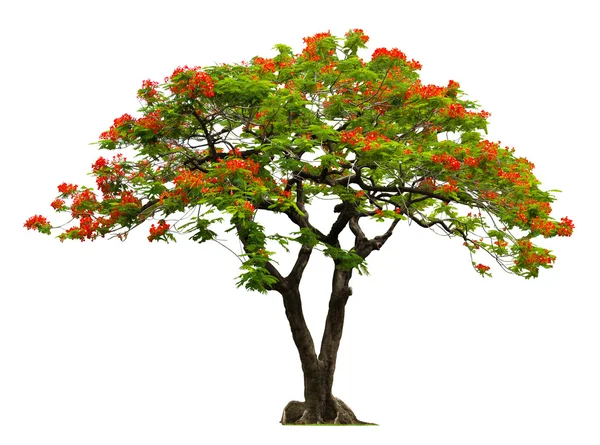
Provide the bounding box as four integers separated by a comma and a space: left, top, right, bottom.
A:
25, 29, 574, 290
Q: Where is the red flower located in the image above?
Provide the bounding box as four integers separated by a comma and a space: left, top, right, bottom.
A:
431, 153, 461, 171
138, 111, 164, 134
557, 217, 574, 237
475, 263, 490, 274
345, 29, 369, 43
138, 79, 159, 100
100, 113, 135, 141
253, 57, 276, 73
168, 66, 215, 99
148, 220, 170, 242
440, 103, 467, 119
371, 47, 407, 61
57, 182, 78, 195
302, 31, 332, 61
51, 198, 65, 210
92, 157, 109, 171
24, 215, 50, 231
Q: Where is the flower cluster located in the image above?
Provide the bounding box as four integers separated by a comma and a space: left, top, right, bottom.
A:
92, 154, 128, 197
432, 153, 461, 171
137, 79, 159, 101
57, 182, 78, 196
137, 111, 164, 134
514, 239, 555, 276
70, 189, 98, 218
167, 66, 215, 99
301, 31, 333, 61
441, 179, 459, 193
340, 127, 363, 146
345, 29, 369, 43
405, 80, 447, 100
24, 215, 50, 232
253, 57, 276, 73
222, 158, 260, 175
340, 128, 389, 151
478, 140, 499, 161
475, 263, 491, 275
51, 198, 65, 210
148, 220, 170, 242
99, 113, 135, 141
557, 217, 575, 237
371, 47, 407, 61
440, 103, 467, 119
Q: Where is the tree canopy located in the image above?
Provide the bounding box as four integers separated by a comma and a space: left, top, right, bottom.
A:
25, 29, 574, 289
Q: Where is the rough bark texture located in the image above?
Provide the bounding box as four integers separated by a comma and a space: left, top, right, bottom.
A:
275, 216, 397, 425
278, 266, 374, 425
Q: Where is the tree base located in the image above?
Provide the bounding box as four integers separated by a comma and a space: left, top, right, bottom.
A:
280, 398, 377, 425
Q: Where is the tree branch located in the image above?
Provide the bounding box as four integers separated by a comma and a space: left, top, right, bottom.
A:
287, 244, 313, 284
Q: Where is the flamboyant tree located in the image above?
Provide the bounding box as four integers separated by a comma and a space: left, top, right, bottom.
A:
25, 30, 573, 425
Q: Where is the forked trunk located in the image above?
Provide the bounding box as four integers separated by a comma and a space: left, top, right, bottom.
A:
279, 267, 374, 425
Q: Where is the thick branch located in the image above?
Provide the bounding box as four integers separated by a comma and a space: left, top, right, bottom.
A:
280, 284, 320, 379
350, 216, 399, 259
326, 201, 356, 245
318, 266, 352, 369
287, 244, 313, 284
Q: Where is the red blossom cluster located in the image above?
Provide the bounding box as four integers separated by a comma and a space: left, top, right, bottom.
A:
516, 239, 555, 271
24, 215, 49, 231
340, 127, 362, 147
475, 263, 491, 274
371, 47, 407, 61
440, 103, 467, 118
405, 80, 447, 100
70, 189, 98, 218
557, 217, 575, 236
345, 29, 369, 43
468, 109, 491, 119
441, 179, 459, 193
530, 217, 556, 237
137, 111, 164, 134
138, 79, 159, 101
477, 140, 499, 161
480, 190, 498, 200
51, 198, 65, 210
301, 31, 333, 61
57, 182, 78, 195
99, 113, 135, 141
406, 59, 422, 70
167, 66, 215, 99
223, 158, 260, 175
148, 220, 170, 242
253, 57, 276, 73
320, 61, 338, 74
340, 127, 390, 151
432, 153, 461, 170
92, 154, 128, 197
241, 200, 255, 213
464, 156, 479, 167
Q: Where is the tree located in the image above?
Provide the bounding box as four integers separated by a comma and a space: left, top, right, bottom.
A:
25, 30, 574, 425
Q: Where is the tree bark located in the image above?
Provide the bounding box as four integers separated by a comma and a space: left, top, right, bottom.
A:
278, 219, 398, 425
279, 267, 372, 425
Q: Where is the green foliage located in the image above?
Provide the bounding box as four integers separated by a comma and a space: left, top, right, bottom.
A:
26, 29, 573, 288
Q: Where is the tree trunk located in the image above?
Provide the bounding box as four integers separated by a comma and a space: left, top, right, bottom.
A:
279, 267, 374, 425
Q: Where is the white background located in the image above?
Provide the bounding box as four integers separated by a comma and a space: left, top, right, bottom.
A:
1, 1, 598, 444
